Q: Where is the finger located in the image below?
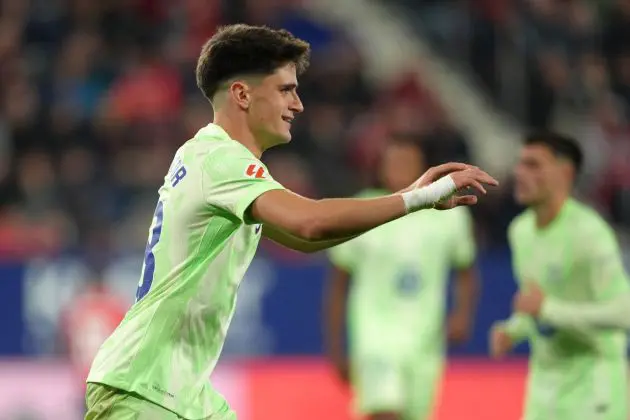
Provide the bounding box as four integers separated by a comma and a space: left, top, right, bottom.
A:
472, 169, 500, 186
454, 195, 478, 206
465, 179, 487, 194
426, 162, 471, 180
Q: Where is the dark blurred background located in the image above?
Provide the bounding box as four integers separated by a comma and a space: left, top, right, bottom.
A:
0, 0, 628, 419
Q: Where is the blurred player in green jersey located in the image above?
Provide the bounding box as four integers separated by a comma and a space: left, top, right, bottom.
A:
85, 24, 498, 420
490, 132, 630, 420
324, 137, 479, 420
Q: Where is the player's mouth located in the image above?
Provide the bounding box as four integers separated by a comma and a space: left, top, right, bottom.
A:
282, 116, 294, 125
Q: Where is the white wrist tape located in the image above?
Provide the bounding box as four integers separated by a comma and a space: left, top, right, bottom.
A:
401, 175, 457, 213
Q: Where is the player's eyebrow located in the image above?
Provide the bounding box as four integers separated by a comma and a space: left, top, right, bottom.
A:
279, 82, 298, 90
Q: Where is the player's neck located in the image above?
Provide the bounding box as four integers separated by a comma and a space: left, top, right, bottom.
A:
213, 113, 263, 158
533, 194, 569, 229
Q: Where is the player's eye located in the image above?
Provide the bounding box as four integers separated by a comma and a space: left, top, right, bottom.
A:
280, 85, 296, 94
524, 161, 539, 170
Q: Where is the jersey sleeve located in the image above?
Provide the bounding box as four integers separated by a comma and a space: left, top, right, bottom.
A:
202, 145, 285, 223
539, 219, 630, 331
450, 207, 476, 269
327, 239, 360, 273
575, 220, 630, 301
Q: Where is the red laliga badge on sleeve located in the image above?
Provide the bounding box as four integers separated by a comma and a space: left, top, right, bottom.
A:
246, 164, 266, 179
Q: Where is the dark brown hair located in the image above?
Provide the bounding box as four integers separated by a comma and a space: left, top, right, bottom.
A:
524, 131, 584, 174
196, 24, 311, 103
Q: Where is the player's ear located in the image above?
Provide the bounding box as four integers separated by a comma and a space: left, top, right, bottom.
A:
229, 81, 251, 110
558, 159, 574, 183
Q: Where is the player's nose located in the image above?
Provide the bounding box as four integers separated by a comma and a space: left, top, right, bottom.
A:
290, 94, 304, 113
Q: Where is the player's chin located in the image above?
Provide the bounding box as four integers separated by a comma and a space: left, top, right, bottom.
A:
278, 131, 292, 144
514, 191, 533, 206
267, 132, 292, 149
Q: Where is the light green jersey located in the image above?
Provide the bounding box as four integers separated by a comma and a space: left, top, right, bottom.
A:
87, 124, 284, 419
328, 189, 476, 358
507, 198, 629, 420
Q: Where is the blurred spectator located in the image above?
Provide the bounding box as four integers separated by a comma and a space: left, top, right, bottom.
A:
59, 272, 128, 412
387, 0, 630, 232
0, 0, 478, 263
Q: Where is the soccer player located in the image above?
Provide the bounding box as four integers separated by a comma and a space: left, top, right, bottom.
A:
490, 132, 630, 420
324, 137, 479, 420
85, 24, 498, 420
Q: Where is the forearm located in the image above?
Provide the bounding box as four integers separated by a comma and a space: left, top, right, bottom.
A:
309, 195, 407, 241
540, 293, 630, 330
325, 306, 346, 360
452, 267, 478, 319
263, 225, 359, 253
252, 177, 457, 243
310, 175, 458, 240
324, 270, 350, 359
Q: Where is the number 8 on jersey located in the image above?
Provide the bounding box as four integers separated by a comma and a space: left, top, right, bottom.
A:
136, 201, 164, 302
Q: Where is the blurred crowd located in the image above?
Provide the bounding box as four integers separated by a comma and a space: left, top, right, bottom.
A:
4, 0, 629, 264
0, 0, 476, 263
393, 0, 630, 229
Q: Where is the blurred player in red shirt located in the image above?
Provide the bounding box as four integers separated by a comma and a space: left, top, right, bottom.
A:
60, 274, 129, 401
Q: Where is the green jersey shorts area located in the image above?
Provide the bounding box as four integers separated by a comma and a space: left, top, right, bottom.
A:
87, 124, 284, 419
507, 199, 629, 420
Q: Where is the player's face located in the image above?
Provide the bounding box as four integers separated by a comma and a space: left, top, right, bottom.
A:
247, 63, 304, 149
380, 143, 425, 192
513, 144, 564, 206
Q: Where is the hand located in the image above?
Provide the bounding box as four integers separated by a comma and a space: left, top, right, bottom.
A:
448, 165, 500, 195
436, 164, 499, 209
447, 312, 471, 344
434, 194, 479, 210
489, 324, 514, 359
407, 163, 499, 209
413, 162, 473, 189
513, 282, 545, 317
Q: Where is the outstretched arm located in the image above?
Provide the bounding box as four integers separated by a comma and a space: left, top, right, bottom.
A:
262, 224, 358, 253
254, 188, 408, 243
252, 163, 497, 251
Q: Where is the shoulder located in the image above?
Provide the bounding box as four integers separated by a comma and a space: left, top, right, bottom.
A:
508, 209, 534, 240
202, 139, 255, 163
189, 124, 257, 162
567, 201, 616, 243
191, 142, 267, 181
